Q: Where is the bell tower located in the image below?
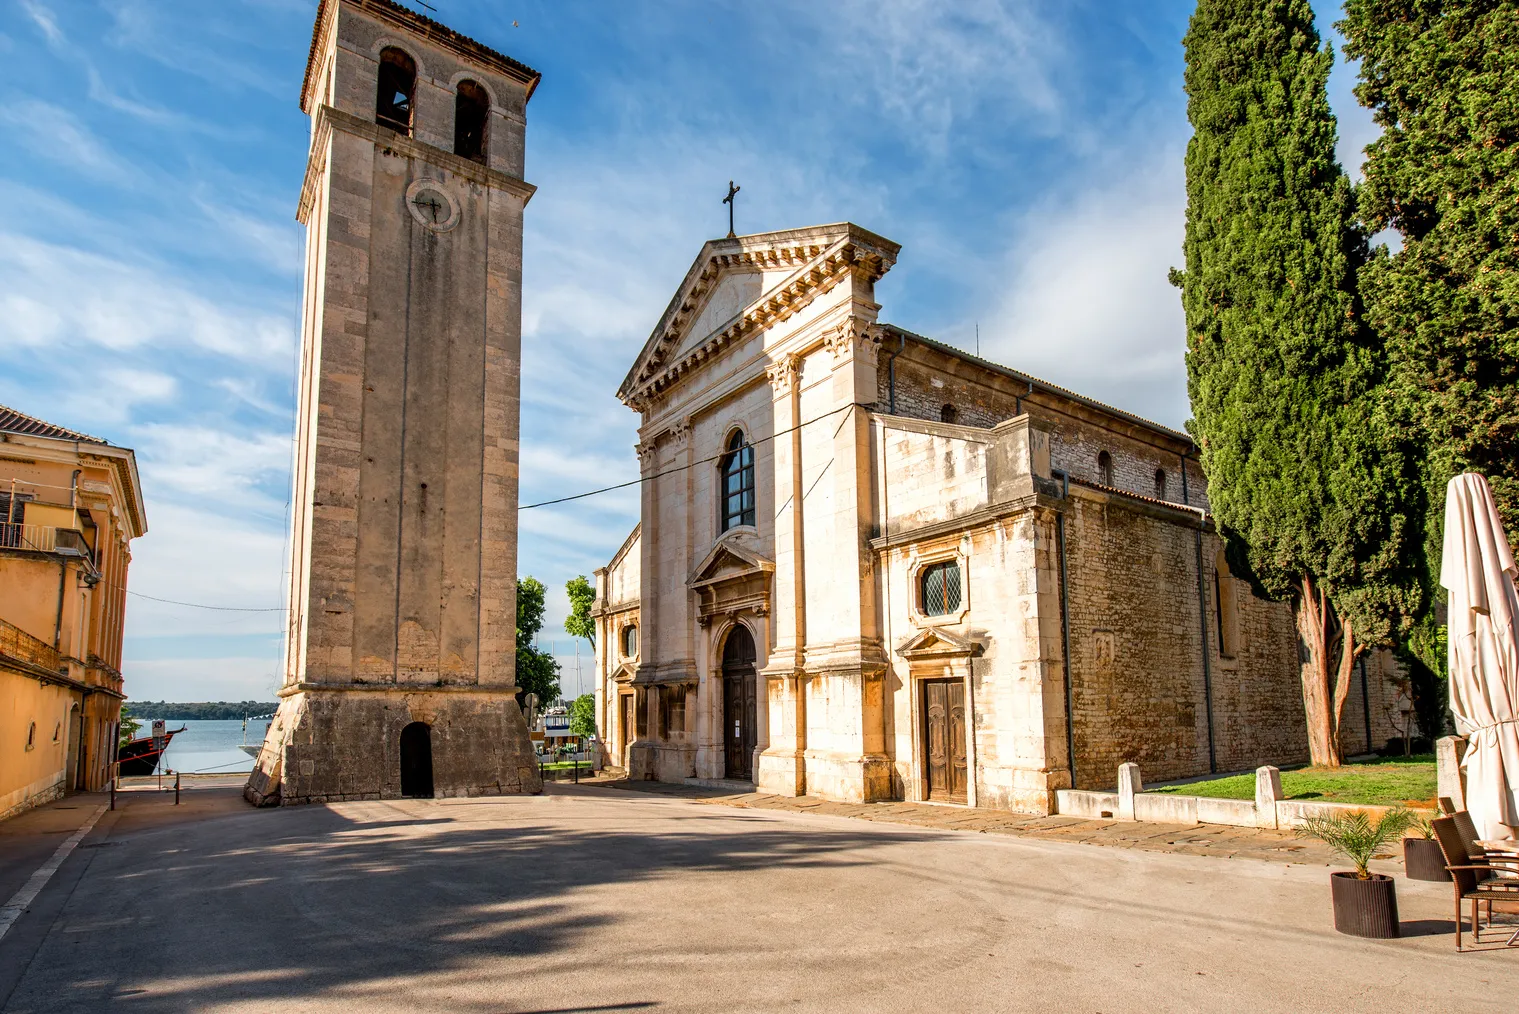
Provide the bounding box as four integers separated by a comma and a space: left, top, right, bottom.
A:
247, 0, 542, 804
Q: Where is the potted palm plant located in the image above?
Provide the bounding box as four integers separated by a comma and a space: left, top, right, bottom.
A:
1403, 804, 1452, 882
1297, 807, 1415, 938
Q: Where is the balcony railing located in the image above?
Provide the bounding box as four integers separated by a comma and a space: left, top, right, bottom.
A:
0, 617, 64, 674
0, 524, 98, 580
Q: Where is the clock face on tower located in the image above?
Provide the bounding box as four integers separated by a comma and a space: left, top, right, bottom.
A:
405, 179, 460, 232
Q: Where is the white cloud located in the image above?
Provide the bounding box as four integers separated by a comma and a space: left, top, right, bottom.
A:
0, 97, 136, 181
193, 199, 303, 277
0, 233, 292, 361
981, 148, 1190, 430
19, 0, 63, 46
816, 0, 1064, 153
123, 500, 287, 639
128, 422, 291, 510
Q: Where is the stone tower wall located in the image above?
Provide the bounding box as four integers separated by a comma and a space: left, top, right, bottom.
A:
249, 0, 541, 805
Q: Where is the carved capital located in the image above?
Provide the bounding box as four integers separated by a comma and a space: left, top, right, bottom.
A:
670, 417, 692, 447
824, 318, 881, 366
635, 439, 659, 470
765, 354, 801, 394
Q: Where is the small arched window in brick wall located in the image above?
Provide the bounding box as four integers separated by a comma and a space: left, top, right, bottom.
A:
1097, 450, 1114, 487
939, 404, 957, 424
1154, 468, 1168, 500
455, 79, 490, 163
376, 47, 417, 135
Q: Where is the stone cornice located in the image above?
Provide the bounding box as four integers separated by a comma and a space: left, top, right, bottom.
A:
298, 104, 537, 225
618, 224, 900, 412
869, 482, 1213, 553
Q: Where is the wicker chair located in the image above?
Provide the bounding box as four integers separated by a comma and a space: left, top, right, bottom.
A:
1432, 815, 1519, 950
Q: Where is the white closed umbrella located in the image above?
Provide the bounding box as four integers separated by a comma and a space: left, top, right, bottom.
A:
1442, 472, 1519, 841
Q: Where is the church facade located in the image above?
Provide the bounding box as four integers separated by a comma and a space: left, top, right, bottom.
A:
592, 222, 1406, 812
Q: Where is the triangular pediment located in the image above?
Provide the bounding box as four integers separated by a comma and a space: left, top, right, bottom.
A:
617, 223, 901, 410
688, 537, 775, 590
897, 625, 983, 660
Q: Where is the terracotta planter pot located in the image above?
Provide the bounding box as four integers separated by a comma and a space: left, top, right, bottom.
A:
1330, 872, 1400, 938
1403, 837, 1451, 882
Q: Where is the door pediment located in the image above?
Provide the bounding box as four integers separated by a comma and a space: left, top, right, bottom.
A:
688, 538, 775, 591
897, 625, 983, 661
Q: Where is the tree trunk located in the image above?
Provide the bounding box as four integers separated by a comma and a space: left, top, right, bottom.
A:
1295, 573, 1366, 768
1295, 574, 1338, 767
1331, 616, 1360, 761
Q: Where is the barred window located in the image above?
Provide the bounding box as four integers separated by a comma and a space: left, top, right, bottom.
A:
719, 430, 755, 532
1098, 450, 1114, 487
376, 47, 416, 135
622, 624, 637, 659
920, 560, 962, 617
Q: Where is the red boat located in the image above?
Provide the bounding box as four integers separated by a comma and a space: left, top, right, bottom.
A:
116, 726, 185, 776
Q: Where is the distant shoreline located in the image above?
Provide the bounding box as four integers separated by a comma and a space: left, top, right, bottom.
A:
126, 702, 279, 722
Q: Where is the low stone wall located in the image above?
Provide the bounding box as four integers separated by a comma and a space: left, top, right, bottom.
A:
1056, 761, 1431, 830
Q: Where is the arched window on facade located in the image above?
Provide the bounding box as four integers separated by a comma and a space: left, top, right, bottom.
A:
719, 430, 755, 532
454, 79, 489, 163
1214, 550, 1240, 658
940, 404, 958, 424
622, 624, 637, 659
1154, 468, 1168, 500
376, 47, 417, 135
1097, 450, 1114, 487
920, 560, 962, 617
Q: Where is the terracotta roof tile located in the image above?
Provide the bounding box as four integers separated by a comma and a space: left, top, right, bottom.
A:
0, 404, 107, 444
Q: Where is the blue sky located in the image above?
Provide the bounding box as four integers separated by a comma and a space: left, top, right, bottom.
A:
0, 0, 1378, 703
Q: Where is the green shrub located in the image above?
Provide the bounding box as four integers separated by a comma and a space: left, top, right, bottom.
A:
1296, 806, 1416, 878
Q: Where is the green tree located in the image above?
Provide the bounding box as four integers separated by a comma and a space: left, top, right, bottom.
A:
1173, 0, 1422, 765
119, 703, 143, 749
1339, 0, 1519, 622
515, 576, 560, 707
568, 693, 597, 739
564, 575, 596, 645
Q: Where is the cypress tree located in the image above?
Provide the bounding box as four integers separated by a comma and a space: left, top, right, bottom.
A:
1173, 0, 1422, 765
1339, 1, 1519, 602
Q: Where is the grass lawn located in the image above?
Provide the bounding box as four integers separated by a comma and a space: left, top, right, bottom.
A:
1149, 754, 1436, 808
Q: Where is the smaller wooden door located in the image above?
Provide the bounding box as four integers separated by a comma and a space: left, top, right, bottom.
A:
722, 627, 758, 781
923, 679, 967, 802
620, 693, 634, 766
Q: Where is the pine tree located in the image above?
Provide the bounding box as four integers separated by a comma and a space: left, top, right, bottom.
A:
1173, 0, 1422, 765
1339, 0, 1519, 595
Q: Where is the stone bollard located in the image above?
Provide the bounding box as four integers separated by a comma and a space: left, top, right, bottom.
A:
1436, 736, 1466, 812
1117, 762, 1142, 821
1255, 766, 1282, 829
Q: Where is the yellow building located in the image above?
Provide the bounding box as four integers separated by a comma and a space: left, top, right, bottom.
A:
1, 405, 146, 821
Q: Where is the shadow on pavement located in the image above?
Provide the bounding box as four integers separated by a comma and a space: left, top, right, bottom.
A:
3, 795, 932, 1013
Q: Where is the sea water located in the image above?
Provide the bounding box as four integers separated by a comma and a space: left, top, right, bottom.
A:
133, 718, 273, 774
